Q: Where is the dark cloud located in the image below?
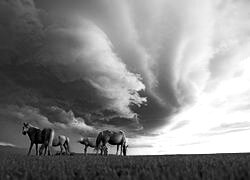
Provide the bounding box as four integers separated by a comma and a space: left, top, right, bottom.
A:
1, 0, 250, 154
0, 104, 96, 135
0, 105, 52, 128
0, 0, 146, 125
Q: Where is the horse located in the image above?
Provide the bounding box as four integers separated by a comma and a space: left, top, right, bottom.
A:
95, 130, 128, 156
22, 122, 54, 156
39, 135, 70, 155
78, 137, 97, 155
78, 137, 108, 155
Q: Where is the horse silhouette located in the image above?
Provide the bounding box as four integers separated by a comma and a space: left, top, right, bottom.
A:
96, 130, 128, 156
22, 122, 54, 156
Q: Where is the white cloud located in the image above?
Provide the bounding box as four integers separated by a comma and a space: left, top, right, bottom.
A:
0, 142, 16, 147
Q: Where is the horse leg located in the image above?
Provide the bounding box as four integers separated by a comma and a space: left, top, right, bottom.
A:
63, 144, 68, 155
120, 145, 123, 156
96, 144, 100, 155
60, 145, 63, 155
44, 146, 47, 156
35, 144, 38, 156
39, 144, 44, 156
100, 143, 106, 156
96, 147, 99, 155
100, 145, 103, 155
48, 145, 51, 156
27, 142, 34, 156
116, 145, 119, 156
84, 146, 87, 155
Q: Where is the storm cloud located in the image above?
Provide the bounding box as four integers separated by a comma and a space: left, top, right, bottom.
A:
1, 0, 250, 154
0, 0, 146, 128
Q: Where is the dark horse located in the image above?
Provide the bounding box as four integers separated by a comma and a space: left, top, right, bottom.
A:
96, 130, 128, 156
22, 122, 54, 156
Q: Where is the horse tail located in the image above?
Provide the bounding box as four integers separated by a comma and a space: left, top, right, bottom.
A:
95, 132, 102, 150
49, 129, 55, 147
121, 130, 127, 156
123, 131, 127, 144
119, 130, 127, 144
65, 137, 70, 154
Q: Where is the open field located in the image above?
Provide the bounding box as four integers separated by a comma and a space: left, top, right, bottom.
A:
0, 147, 250, 180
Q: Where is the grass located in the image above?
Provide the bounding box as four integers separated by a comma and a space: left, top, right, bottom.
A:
1, 150, 250, 180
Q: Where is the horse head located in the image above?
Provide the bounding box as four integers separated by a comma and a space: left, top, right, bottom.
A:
22, 122, 30, 135
123, 144, 128, 156
78, 137, 86, 144
78, 137, 83, 143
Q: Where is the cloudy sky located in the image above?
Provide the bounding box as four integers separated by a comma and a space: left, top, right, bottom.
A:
0, 0, 250, 155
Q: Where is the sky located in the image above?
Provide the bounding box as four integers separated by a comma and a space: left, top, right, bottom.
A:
0, 0, 250, 155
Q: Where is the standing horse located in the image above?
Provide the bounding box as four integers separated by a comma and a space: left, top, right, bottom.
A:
22, 122, 54, 156
95, 130, 128, 156
78, 137, 97, 155
39, 135, 70, 155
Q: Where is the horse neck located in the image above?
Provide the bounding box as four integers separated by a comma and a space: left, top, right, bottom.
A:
89, 140, 96, 147
86, 139, 91, 146
96, 133, 103, 147
27, 127, 40, 140
122, 132, 126, 143
81, 140, 87, 146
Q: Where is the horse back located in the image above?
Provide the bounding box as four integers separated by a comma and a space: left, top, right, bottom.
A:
107, 130, 125, 145
41, 128, 54, 145
32, 129, 43, 144
88, 139, 96, 147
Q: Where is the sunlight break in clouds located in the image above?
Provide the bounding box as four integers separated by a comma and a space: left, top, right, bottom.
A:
122, 0, 250, 154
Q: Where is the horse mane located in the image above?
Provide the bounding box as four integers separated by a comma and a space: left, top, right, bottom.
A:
28, 123, 40, 130
95, 132, 103, 149
66, 137, 70, 153
48, 129, 54, 147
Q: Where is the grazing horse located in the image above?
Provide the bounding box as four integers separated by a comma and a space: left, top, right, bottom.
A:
78, 137, 108, 155
39, 135, 70, 155
78, 137, 97, 155
96, 130, 128, 156
22, 122, 54, 156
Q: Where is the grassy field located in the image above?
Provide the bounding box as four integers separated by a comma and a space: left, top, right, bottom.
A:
1, 147, 250, 180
